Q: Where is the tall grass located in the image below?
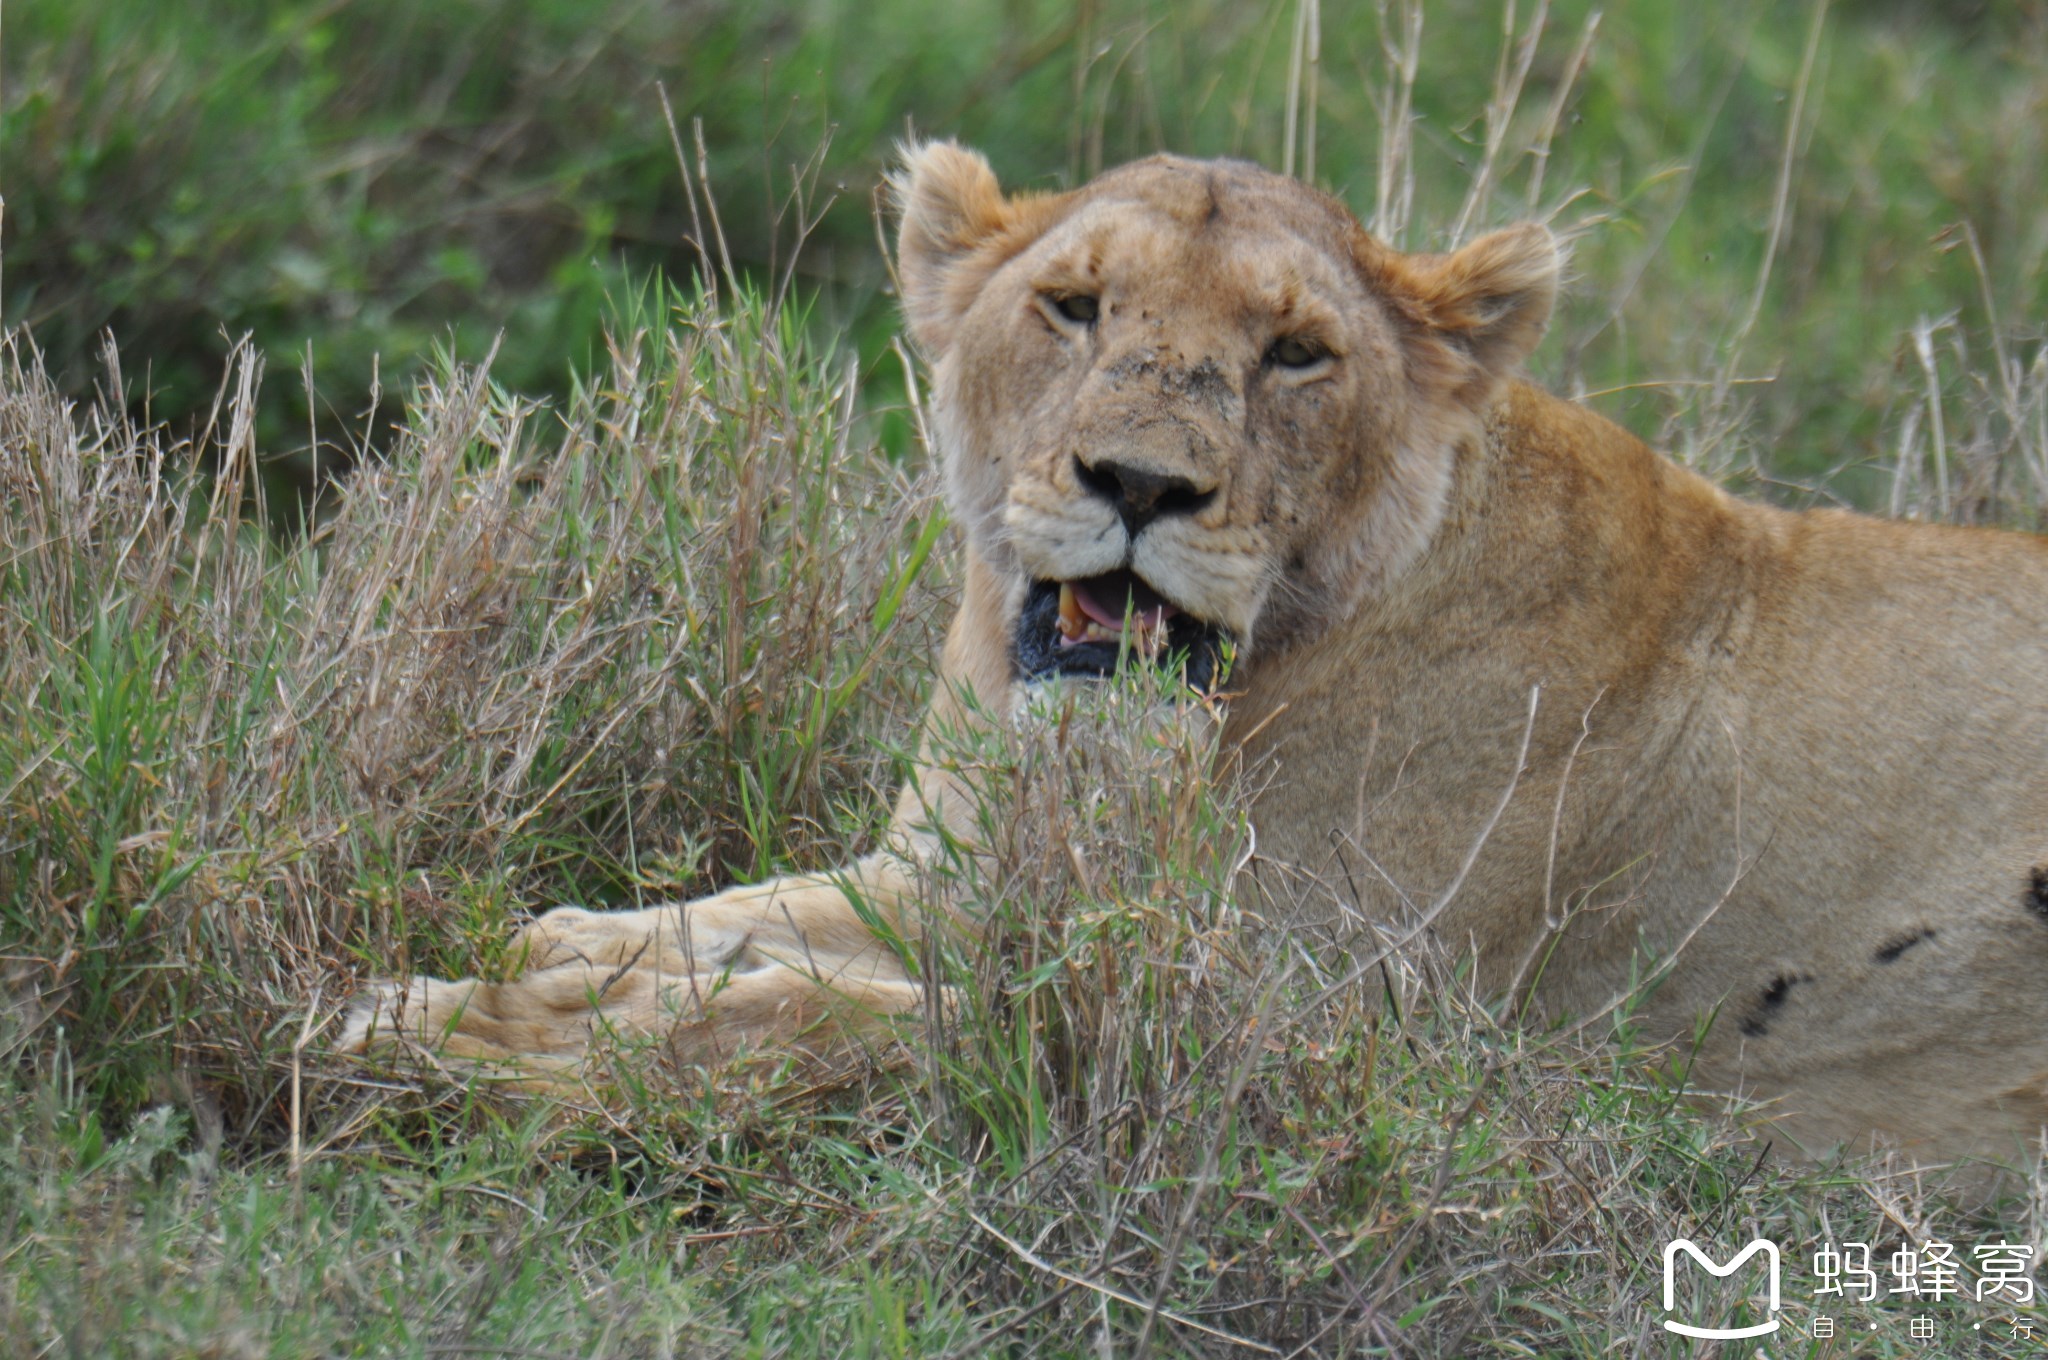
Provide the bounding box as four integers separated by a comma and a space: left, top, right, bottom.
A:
0, 288, 944, 1121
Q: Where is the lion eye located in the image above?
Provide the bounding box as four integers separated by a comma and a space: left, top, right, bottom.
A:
1267, 336, 1328, 369
1051, 294, 1100, 325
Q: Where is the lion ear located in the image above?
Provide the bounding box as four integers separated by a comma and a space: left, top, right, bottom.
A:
892, 141, 1048, 356
1403, 223, 1563, 388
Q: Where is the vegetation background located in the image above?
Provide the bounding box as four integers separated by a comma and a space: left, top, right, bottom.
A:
11, 0, 2047, 502
3, 0, 2048, 1355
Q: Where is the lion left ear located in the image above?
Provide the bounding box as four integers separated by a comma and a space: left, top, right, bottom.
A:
1403, 222, 1563, 385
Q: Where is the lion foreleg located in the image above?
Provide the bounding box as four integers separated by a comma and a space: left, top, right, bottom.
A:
508, 852, 928, 976
340, 852, 947, 1075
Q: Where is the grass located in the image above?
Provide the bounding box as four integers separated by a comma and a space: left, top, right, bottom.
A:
5, 0, 2048, 1355
7, 0, 2048, 492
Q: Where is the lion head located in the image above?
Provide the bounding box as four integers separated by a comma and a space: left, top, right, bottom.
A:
893, 143, 1563, 685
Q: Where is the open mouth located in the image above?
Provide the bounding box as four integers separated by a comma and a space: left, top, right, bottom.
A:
1013, 569, 1228, 691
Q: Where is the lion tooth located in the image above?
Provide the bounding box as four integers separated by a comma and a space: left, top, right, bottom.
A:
1055, 582, 1138, 649
1058, 582, 1086, 640
1083, 621, 1118, 643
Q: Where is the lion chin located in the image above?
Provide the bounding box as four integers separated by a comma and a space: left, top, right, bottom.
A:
344, 140, 2048, 1173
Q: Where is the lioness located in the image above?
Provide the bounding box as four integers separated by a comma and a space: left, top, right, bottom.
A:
346, 143, 2048, 1164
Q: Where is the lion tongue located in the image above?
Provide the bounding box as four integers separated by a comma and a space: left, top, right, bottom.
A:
1057, 571, 1179, 646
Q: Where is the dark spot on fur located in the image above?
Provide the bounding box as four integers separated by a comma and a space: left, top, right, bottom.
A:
2029, 866, 2048, 920
1167, 359, 1234, 411
1874, 927, 1935, 964
1738, 972, 1812, 1038
1105, 350, 1158, 385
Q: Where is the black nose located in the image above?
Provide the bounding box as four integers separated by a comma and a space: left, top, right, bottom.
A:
1074, 457, 1215, 535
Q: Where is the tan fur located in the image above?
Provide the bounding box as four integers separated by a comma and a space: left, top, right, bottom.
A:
344, 145, 2048, 1166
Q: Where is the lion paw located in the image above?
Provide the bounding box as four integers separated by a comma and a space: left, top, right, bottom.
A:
337, 976, 475, 1055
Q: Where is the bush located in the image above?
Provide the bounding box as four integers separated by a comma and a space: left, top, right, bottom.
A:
7, 0, 2047, 497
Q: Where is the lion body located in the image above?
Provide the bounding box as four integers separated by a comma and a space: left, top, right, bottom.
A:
347, 146, 2048, 1163
1229, 384, 2048, 1156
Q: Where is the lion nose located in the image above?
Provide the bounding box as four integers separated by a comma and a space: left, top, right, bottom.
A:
1074, 457, 1217, 535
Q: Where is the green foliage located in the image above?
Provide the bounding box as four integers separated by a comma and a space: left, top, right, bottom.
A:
7, 0, 2048, 499
0, 1082, 720, 1356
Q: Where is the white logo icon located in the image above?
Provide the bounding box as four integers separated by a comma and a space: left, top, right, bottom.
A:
1661, 1238, 1782, 1339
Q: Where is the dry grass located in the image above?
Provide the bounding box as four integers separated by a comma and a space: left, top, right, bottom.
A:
0, 294, 945, 1125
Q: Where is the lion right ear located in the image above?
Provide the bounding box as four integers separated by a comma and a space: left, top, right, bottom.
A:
891, 141, 1061, 356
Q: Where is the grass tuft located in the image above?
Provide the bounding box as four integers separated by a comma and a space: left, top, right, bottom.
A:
0, 287, 945, 1126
